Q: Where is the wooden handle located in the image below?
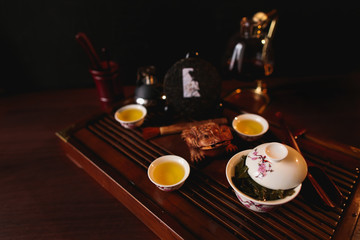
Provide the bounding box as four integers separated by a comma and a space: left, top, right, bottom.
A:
275, 111, 340, 208
159, 118, 228, 135
276, 112, 302, 155
306, 172, 335, 208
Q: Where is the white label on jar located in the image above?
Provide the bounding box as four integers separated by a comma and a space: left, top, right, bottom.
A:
182, 68, 200, 98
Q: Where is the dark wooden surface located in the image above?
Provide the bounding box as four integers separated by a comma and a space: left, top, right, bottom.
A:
1, 72, 360, 239
0, 88, 159, 240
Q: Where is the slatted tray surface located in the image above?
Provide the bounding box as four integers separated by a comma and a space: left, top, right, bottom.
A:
57, 113, 360, 240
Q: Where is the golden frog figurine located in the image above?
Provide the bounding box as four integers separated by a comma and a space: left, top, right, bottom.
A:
181, 122, 237, 163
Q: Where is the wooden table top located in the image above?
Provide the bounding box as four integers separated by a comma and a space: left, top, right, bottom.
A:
0, 88, 159, 240
1, 73, 359, 239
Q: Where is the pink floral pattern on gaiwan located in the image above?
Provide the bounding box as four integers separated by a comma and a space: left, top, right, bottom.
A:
156, 183, 183, 192
235, 192, 275, 212
248, 148, 273, 179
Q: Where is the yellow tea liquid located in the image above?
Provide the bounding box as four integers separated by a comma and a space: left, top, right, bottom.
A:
235, 119, 263, 135
116, 108, 143, 121
153, 161, 185, 185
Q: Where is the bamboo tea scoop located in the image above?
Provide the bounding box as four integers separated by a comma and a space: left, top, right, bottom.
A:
276, 112, 343, 208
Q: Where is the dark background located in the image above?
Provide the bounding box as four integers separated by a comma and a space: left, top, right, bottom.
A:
1, 0, 359, 93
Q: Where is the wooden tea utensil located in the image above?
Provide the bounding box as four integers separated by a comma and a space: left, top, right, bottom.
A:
75, 32, 102, 70
276, 112, 343, 208
142, 117, 228, 140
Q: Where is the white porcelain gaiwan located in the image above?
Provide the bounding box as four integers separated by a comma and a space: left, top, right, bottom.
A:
226, 142, 308, 212
226, 150, 303, 212
246, 142, 308, 190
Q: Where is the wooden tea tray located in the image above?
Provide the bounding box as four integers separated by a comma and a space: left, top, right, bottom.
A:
56, 112, 360, 240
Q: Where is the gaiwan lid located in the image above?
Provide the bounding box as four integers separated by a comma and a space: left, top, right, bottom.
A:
245, 142, 308, 190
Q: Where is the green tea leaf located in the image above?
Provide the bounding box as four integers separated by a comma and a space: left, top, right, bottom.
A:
232, 155, 295, 201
